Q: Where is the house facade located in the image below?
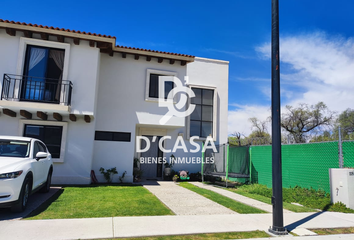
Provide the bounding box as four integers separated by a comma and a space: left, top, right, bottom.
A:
0, 20, 229, 184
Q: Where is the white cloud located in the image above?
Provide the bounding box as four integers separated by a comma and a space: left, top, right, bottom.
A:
228, 104, 271, 136
228, 32, 354, 135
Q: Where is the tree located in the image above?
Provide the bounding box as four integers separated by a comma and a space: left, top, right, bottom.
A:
247, 117, 271, 145
230, 131, 243, 146
310, 130, 334, 143
337, 108, 354, 140
281, 102, 335, 143
248, 117, 269, 137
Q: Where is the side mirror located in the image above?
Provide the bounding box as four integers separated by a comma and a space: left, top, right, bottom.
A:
36, 152, 48, 160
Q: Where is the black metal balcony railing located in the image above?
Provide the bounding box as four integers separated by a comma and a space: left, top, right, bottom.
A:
1, 74, 73, 106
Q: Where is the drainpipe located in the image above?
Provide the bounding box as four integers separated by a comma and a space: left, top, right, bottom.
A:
201, 142, 204, 183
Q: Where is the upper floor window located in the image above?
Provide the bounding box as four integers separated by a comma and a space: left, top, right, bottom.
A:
149, 74, 174, 99
189, 87, 215, 138
145, 69, 177, 101
22, 45, 65, 103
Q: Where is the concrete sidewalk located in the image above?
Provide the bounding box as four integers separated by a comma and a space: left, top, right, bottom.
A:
0, 212, 354, 240
190, 182, 294, 213
238, 235, 354, 240
143, 181, 237, 215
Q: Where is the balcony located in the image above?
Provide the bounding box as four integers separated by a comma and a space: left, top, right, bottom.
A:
0, 74, 73, 115
2, 74, 72, 105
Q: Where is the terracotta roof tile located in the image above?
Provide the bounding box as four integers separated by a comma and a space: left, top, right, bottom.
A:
0, 19, 115, 39
115, 45, 194, 58
0, 19, 194, 59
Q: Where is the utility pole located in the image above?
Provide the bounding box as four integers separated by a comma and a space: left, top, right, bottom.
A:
338, 126, 343, 168
269, 0, 287, 235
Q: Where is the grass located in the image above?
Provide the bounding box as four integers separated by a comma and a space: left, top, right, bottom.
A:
27, 185, 173, 219
227, 188, 316, 212
96, 230, 270, 240
229, 184, 354, 213
312, 227, 354, 235
178, 182, 266, 214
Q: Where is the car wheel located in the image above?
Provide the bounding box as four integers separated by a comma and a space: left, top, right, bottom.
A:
11, 177, 31, 213
40, 171, 52, 193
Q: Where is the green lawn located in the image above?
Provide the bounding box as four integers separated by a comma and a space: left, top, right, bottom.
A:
178, 182, 266, 214
227, 188, 316, 212
27, 185, 173, 219
231, 184, 354, 213
97, 230, 270, 240
312, 227, 354, 235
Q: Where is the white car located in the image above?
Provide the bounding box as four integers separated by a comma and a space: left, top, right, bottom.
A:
0, 136, 53, 212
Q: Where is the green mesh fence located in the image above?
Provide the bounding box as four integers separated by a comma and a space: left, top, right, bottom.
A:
228, 146, 250, 175
250, 141, 353, 193
343, 141, 354, 168
201, 145, 250, 183
203, 145, 226, 174
250, 145, 271, 185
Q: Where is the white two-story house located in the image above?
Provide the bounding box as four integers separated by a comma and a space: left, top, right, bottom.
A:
0, 19, 229, 184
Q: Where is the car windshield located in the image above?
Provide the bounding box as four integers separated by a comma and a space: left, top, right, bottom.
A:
0, 140, 30, 158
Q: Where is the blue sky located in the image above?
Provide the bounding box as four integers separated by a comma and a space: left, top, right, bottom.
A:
2, 0, 354, 135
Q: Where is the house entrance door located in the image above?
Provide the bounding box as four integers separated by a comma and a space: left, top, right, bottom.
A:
139, 136, 163, 179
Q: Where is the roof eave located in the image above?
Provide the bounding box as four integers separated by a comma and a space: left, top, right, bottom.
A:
0, 21, 194, 62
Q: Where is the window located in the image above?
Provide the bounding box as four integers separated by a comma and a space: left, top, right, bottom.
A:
149, 74, 174, 99
24, 125, 63, 158
21, 45, 65, 103
15, 38, 70, 105
145, 69, 177, 101
190, 88, 215, 138
95, 131, 131, 142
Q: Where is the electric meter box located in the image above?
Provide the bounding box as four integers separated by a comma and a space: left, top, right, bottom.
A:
329, 168, 354, 210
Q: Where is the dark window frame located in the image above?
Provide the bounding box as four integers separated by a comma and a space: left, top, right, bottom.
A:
148, 74, 175, 99
190, 88, 215, 138
23, 124, 63, 158
95, 131, 131, 142
21, 45, 65, 103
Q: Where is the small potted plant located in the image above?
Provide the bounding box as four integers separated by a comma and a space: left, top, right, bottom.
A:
164, 154, 175, 176
133, 158, 140, 171
133, 169, 143, 182
99, 167, 118, 183
179, 170, 190, 181
172, 174, 179, 182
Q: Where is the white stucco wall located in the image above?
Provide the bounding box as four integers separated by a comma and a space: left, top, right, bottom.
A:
68, 41, 100, 115
0, 29, 20, 84
93, 55, 229, 182
93, 54, 188, 182
186, 57, 229, 145
0, 30, 99, 184
0, 114, 95, 184
0, 29, 100, 116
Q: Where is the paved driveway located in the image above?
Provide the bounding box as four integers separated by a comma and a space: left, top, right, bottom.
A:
0, 187, 61, 221
143, 181, 237, 215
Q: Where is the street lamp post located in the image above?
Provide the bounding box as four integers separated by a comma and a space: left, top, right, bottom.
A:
269, 0, 287, 235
